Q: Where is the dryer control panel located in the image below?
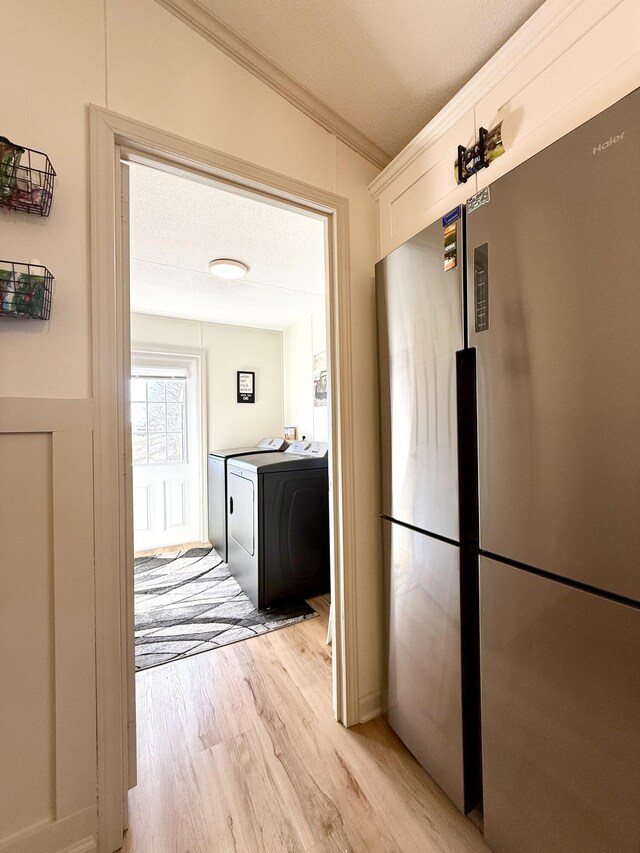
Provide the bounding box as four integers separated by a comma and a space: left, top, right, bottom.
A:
285, 440, 329, 458
257, 437, 289, 450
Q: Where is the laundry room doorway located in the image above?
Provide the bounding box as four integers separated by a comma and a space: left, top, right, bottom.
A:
127, 157, 332, 675
91, 106, 360, 852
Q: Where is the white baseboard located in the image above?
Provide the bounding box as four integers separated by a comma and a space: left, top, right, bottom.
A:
0, 809, 97, 853
61, 840, 97, 853
359, 690, 383, 723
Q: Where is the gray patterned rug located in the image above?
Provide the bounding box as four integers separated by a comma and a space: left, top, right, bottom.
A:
134, 546, 317, 671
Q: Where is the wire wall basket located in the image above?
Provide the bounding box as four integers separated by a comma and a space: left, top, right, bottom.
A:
0, 138, 56, 216
0, 260, 54, 320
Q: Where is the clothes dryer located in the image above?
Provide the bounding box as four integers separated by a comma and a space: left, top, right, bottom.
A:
226, 441, 330, 608
207, 437, 288, 561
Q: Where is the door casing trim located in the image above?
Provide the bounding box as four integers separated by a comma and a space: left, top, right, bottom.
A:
90, 105, 359, 852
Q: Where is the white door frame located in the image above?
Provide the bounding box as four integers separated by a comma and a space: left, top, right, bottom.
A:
130, 346, 208, 550
90, 105, 360, 853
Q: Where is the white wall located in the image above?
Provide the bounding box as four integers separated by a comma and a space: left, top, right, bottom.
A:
311, 308, 329, 443
0, 2, 381, 851
282, 307, 329, 442
283, 315, 314, 440
131, 313, 284, 450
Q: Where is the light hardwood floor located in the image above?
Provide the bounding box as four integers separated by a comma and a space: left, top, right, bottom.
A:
134, 541, 212, 558
122, 596, 489, 853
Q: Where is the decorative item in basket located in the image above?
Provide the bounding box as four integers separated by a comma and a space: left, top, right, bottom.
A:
0, 260, 54, 320
0, 137, 25, 201
0, 137, 55, 216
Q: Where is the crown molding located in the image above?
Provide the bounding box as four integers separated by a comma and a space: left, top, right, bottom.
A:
153, 0, 391, 171
368, 0, 598, 198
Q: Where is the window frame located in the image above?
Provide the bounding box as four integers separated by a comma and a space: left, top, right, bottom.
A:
130, 368, 189, 467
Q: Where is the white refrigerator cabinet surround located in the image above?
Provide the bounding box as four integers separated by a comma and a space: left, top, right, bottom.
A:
371, 0, 640, 257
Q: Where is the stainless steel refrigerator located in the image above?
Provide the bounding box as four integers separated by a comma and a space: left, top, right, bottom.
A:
376, 211, 481, 814
467, 89, 640, 852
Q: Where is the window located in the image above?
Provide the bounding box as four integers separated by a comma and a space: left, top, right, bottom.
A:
130, 375, 187, 465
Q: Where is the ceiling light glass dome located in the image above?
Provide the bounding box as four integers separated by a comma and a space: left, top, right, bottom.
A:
208, 258, 249, 280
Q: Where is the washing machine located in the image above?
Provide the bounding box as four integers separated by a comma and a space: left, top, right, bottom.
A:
207, 437, 288, 561
226, 441, 330, 609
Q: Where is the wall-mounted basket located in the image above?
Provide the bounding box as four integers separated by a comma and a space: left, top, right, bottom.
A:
0, 138, 56, 216
0, 260, 53, 320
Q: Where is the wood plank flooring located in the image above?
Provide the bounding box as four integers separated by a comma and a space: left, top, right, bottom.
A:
134, 541, 212, 558
122, 596, 489, 853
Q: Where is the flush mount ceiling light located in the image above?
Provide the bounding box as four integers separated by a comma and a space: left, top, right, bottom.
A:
208, 258, 249, 280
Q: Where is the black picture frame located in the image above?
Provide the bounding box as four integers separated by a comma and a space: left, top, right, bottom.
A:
237, 370, 255, 403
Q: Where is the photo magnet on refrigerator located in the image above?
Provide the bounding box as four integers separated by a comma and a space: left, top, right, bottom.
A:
444, 221, 458, 271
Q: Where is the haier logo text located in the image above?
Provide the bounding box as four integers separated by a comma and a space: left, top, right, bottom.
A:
593, 132, 625, 155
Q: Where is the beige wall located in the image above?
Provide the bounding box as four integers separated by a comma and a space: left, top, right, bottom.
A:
0, 408, 96, 853
0, 3, 382, 849
283, 315, 314, 441
131, 313, 284, 450
311, 309, 330, 443
282, 307, 329, 443
0, 435, 54, 839
0, 1, 104, 398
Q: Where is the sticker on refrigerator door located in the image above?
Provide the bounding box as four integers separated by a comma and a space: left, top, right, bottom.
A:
474, 243, 489, 332
442, 205, 461, 227
467, 186, 490, 214
444, 222, 458, 271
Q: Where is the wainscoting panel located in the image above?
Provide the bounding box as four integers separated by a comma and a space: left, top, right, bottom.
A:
52, 430, 97, 819
0, 433, 55, 838
0, 400, 97, 853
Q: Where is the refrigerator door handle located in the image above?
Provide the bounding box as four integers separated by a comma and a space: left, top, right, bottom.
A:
473, 242, 489, 333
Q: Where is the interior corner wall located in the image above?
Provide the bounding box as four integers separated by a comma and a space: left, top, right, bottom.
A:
282, 315, 314, 441
282, 306, 330, 444
335, 140, 385, 716
311, 308, 330, 443
130, 313, 284, 450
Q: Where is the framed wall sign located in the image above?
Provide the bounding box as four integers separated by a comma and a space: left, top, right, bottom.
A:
237, 370, 255, 403
313, 351, 327, 407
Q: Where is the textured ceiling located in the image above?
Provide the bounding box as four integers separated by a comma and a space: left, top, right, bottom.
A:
129, 163, 326, 330
196, 0, 545, 156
